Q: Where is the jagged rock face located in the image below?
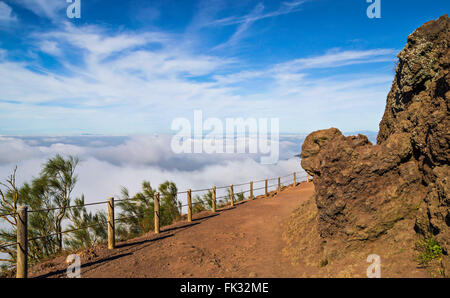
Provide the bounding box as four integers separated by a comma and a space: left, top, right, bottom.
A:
301, 15, 449, 253
377, 15, 449, 251
302, 128, 426, 241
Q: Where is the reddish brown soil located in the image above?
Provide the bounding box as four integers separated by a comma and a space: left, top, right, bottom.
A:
30, 182, 315, 278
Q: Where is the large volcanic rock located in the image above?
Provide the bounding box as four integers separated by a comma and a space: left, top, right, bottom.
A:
301, 15, 449, 262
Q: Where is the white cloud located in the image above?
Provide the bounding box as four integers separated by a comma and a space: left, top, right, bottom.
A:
210, 1, 306, 27
212, 1, 306, 50
0, 1, 16, 23
212, 49, 395, 85
41, 23, 168, 59
272, 49, 397, 72
38, 40, 62, 56
0, 135, 305, 209
0, 19, 396, 135
15, 0, 65, 19
0, 23, 236, 113
213, 3, 265, 50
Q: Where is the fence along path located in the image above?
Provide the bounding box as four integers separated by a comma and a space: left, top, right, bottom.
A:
2, 171, 310, 278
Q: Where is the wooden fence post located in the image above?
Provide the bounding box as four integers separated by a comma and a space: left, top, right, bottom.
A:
230, 184, 234, 207
293, 172, 296, 186
107, 197, 115, 250
278, 177, 281, 191
212, 186, 216, 213
154, 192, 160, 234
187, 189, 192, 222
16, 206, 28, 278
250, 181, 254, 200
265, 179, 268, 196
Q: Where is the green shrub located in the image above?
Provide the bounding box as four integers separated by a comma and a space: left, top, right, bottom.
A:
415, 237, 443, 266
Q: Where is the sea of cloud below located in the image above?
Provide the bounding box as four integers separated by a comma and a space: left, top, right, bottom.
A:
0, 134, 309, 211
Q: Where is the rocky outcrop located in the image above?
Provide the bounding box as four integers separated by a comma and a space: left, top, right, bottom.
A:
301, 15, 449, 265
377, 15, 449, 252
302, 128, 426, 241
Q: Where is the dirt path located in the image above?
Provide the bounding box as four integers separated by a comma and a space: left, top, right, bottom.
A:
30, 181, 314, 278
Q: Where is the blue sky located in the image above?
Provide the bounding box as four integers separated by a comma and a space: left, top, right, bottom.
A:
0, 0, 448, 135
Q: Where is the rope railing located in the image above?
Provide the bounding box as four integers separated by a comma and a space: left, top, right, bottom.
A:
231, 181, 251, 188
0, 212, 17, 217
215, 185, 231, 190
178, 171, 308, 194
5, 171, 311, 278
0, 242, 18, 250
27, 200, 109, 214
115, 211, 150, 222
12, 172, 308, 217
27, 221, 108, 242
253, 186, 267, 191
190, 187, 214, 193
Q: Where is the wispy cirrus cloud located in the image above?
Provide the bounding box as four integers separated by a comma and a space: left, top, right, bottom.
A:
0, 22, 241, 134
212, 3, 265, 50
14, 0, 65, 20
211, 1, 307, 50
37, 40, 62, 56
210, 1, 306, 27
0, 0, 396, 135
272, 49, 397, 72
0, 1, 16, 23
0, 20, 395, 134
212, 48, 396, 85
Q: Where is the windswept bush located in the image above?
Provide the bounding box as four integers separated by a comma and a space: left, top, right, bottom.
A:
0, 155, 107, 274
116, 180, 182, 240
